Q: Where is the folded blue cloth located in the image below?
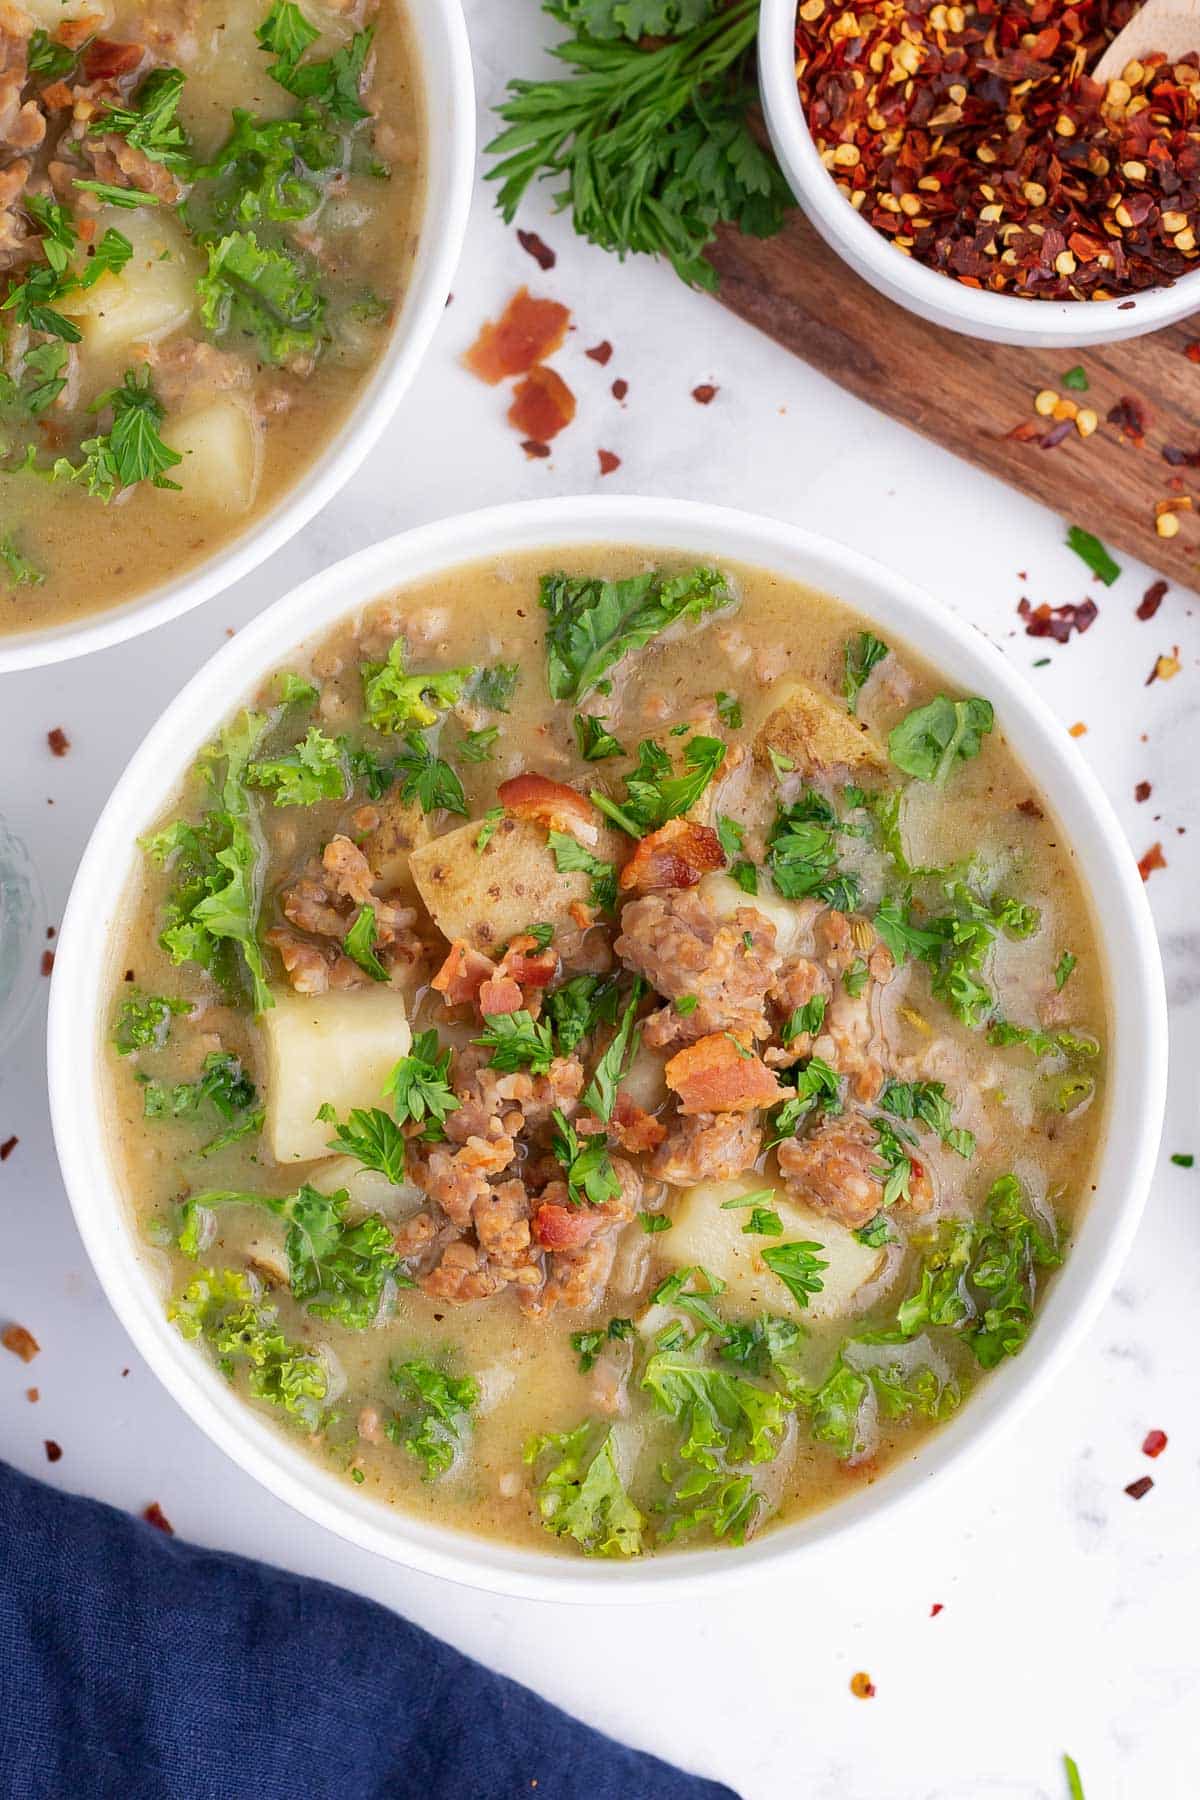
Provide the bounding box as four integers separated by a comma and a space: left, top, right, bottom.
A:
0, 1460, 738, 1800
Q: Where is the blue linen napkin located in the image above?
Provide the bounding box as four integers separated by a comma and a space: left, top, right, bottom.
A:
0, 1459, 739, 1800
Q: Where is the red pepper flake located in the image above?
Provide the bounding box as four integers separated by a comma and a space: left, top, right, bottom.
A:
47, 727, 70, 757
2, 1324, 39, 1362
1135, 780, 1152, 802
692, 384, 718, 405
849, 1671, 876, 1699
464, 289, 570, 386
25, 1387, 38, 1403
1017, 597, 1097, 642
521, 439, 551, 459
0, 1135, 16, 1161
930, 1603, 944, 1617
612, 378, 628, 401
1108, 396, 1150, 446
516, 229, 556, 271
1007, 420, 1042, 443
44, 1440, 62, 1463
1138, 580, 1168, 621
1161, 444, 1200, 468
508, 365, 576, 443
586, 340, 613, 365
142, 1501, 175, 1534
1038, 420, 1074, 451
1124, 1475, 1154, 1500
1138, 842, 1167, 880
1142, 1429, 1168, 1458
597, 449, 620, 476
40, 950, 54, 977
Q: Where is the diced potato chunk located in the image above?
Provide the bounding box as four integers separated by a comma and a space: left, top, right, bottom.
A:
699, 872, 807, 956
163, 396, 263, 514
409, 816, 623, 954
755, 679, 886, 775
60, 210, 199, 361
262, 988, 412, 1165
660, 1177, 885, 1323
307, 1154, 423, 1219
361, 791, 432, 892
21, 0, 110, 21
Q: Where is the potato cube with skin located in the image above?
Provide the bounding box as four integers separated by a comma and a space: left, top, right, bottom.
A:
262, 988, 412, 1164
754, 679, 886, 775
361, 791, 431, 892
409, 815, 623, 954
659, 1177, 885, 1323
163, 396, 263, 514
59, 210, 200, 362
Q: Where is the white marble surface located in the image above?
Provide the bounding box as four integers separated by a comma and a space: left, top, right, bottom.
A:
2, 6, 1198, 1797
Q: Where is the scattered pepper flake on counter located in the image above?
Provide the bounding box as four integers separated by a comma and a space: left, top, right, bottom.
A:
1146, 648, 1182, 684
0, 1135, 16, 1162
793, 3, 1200, 301
464, 288, 570, 386
40, 950, 54, 977
586, 341, 613, 365
1068, 721, 1088, 738
1138, 579, 1168, 620
612, 378, 628, 402
142, 1501, 175, 1534
2, 1324, 39, 1363
1138, 841, 1167, 879
47, 727, 70, 757
44, 1440, 62, 1463
509, 365, 577, 444
1161, 442, 1200, 467
1066, 527, 1121, 586
516, 229, 556, 272
692, 384, 718, 405
850, 1671, 876, 1699
1124, 1474, 1154, 1499
1142, 1428, 1169, 1455
1018, 597, 1098, 642
1135, 780, 1152, 801
597, 449, 621, 476
930, 1602, 944, 1617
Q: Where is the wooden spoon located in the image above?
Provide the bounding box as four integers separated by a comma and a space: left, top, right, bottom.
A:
1093, 0, 1200, 84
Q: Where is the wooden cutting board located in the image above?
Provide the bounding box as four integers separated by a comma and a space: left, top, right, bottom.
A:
708, 208, 1200, 590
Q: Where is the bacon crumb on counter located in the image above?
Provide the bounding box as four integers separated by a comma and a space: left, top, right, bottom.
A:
1138, 581, 1169, 621
516, 229, 556, 271
142, 1502, 174, 1534
25, 1387, 37, 1403
40, 950, 54, 977
1017, 598, 1097, 642
1142, 1429, 1168, 1458
1125, 1475, 1154, 1500
463, 288, 570, 385
1135, 781, 1152, 802
1068, 722, 1088, 738
612, 378, 628, 401
597, 449, 620, 476
44, 1440, 62, 1463
850, 1672, 875, 1699
508, 365, 576, 444
586, 340, 612, 364
47, 727, 69, 756
2, 1324, 39, 1363
0, 1136, 16, 1162
1138, 842, 1167, 880
692, 384, 717, 405
664, 1032, 786, 1116
521, 439, 551, 459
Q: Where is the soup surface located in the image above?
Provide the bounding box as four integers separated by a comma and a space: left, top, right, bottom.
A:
106, 550, 1108, 1560
0, 0, 421, 634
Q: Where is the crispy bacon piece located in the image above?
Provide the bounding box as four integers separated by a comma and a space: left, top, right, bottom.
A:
498, 772, 600, 847
58, 15, 105, 48
431, 940, 496, 1006
2, 1324, 40, 1363
501, 933, 559, 989
478, 975, 523, 1016
83, 39, 144, 79
509, 365, 576, 443
618, 819, 724, 895
533, 1203, 605, 1250
612, 1091, 667, 1153
41, 80, 74, 108
664, 1032, 787, 1115
464, 288, 570, 385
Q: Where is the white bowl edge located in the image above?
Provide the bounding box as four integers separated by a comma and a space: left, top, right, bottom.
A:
48, 495, 1168, 1604
0, 0, 476, 674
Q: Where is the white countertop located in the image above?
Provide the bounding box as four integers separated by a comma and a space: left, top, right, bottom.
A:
2, 7, 1197, 1797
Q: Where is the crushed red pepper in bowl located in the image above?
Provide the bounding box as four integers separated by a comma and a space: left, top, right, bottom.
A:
794, 0, 1200, 301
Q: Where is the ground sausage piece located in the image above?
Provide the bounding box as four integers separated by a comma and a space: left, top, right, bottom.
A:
649, 1110, 763, 1186
616, 888, 780, 1049
420, 1240, 505, 1303
776, 1111, 888, 1229
473, 1178, 534, 1267
409, 1133, 517, 1231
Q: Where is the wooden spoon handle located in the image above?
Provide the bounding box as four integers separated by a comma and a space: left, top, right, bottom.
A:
1093, 0, 1200, 84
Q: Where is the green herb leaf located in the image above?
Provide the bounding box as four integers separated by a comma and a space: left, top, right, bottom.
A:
1061, 366, 1089, 392
551, 1107, 621, 1207
542, 973, 620, 1054
92, 67, 192, 171
248, 726, 346, 806
475, 663, 519, 711
386, 1029, 460, 1134
760, 1240, 827, 1309
393, 732, 467, 816
197, 229, 324, 363
1066, 525, 1120, 587
1054, 950, 1077, 990
0, 534, 43, 588
573, 713, 625, 760
317, 1101, 407, 1183
168, 1267, 327, 1426
343, 904, 389, 982
781, 994, 826, 1044
546, 828, 617, 910
888, 695, 994, 784
540, 565, 733, 702
474, 1009, 557, 1075
581, 981, 643, 1121
388, 1358, 478, 1479
525, 1422, 643, 1557
766, 789, 860, 908
113, 991, 190, 1054
842, 630, 889, 714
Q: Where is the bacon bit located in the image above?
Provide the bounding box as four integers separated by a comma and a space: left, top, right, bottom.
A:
1124, 1475, 1154, 1500
1108, 395, 1149, 446
619, 819, 725, 896
1135, 780, 1152, 802
499, 772, 599, 846
464, 288, 570, 385
850, 1672, 876, 1699
533, 1203, 604, 1250
1017, 597, 1097, 643
692, 384, 718, 405
142, 1501, 175, 1534
47, 727, 70, 756
1142, 1428, 1168, 1458
521, 440, 551, 459
567, 900, 595, 931
40, 950, 54, 977
25, 1387, 37, 1403
509, 365, 576, 443
83, 38, 144, 79
478, 975, 523, 1016
930, 1603, 944, 1617
612, 378, 628, 401
41, 78, 74, 108
612, 1091, 667, 1153
44, 1440, 62, 1463
431, 940, 496, 1007
586, 341, 613, 365
1067, 722, 1088, 738
0, 1135, 16, 1161
1146, 649, 1182, 685
2, 1324, 39, 1363
1017, 797, 1044, 819
597, 449, 620, 476
1138, 580, 1168, 621
1138, 842, 1167, 880
500, 935, 559, 990
516, 229, 556, 271
665, 1032, 786, 1116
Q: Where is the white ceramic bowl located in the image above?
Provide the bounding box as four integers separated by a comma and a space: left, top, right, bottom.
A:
758, 0, 1200, 347
49, 497, 1167, 1603
0, 0, 474, 675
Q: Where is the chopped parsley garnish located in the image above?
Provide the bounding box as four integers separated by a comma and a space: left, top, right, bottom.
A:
761, 1241, 827, 1308
316, 1101, 407, 1184
546, 829, 617, 910
474, 663, 519, 711
581, 981, 643, 1121
843, 957, 869, 998
114, 991, 190, 1055
259, 5, 374, 123
27, 29, 76, 82
888, 695, 994, 784
675, 994, 699, 1017
570, 1316, 632, 1371
457, 726, 497, 763
716, 814, 744, 860
878, 1079, 975, 1159
142, 1050, 258, 1138
388, 1359, 478, 1480
92, 67, 193, 172
1054, 950, 1077, 990
540, 565, 733, 702
591, 733, 726, 839
542, 973, 620, 1054
640, 1211, 672, 1232
781, 994, 826, 1044
715, 690, 742, 728
276, 671, 319, 707
1066, 525, 1120, 587
766, 789, 860, 908
474, 1009, 557, 1075
247, 726, 346, 806
66, 367, 182, 500
1062, 366, 1089, 392
393, 732, 467, 816
343, 905, 388, 982
550, 1108, 621, 1207
386, 1030, 459, 1135
842, 630, 889, 714
1171, 1152, 1194, 1168
169, 1267, 327, 1426
769, 1056, 842, 1143
475, 805, 504, 852
854, 1214, 892, 1248
573, 713, 625, 761
0, 534, 43, 588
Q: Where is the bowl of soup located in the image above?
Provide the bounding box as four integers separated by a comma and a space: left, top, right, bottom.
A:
0, 0, 473, 671
48, 497, 1167, 1600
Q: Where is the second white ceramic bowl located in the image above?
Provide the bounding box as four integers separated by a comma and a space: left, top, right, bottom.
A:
49, 497, 1167, 1602
758, 0, 1200, 347
0, 0, 475, 674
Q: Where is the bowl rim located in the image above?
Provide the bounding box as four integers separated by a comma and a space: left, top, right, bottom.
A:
0, 0, 475, 675
757, 0, 1200, 345
48, 495, 1168, 1604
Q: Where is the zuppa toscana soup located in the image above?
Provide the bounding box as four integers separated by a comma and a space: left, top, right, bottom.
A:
106, 552, 1108, 1559
0, 0, 422, 634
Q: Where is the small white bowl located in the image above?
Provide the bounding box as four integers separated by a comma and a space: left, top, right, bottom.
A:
0, 0, 475, 675
758, 0, 1200, 347
49, 496, 1167, 1603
